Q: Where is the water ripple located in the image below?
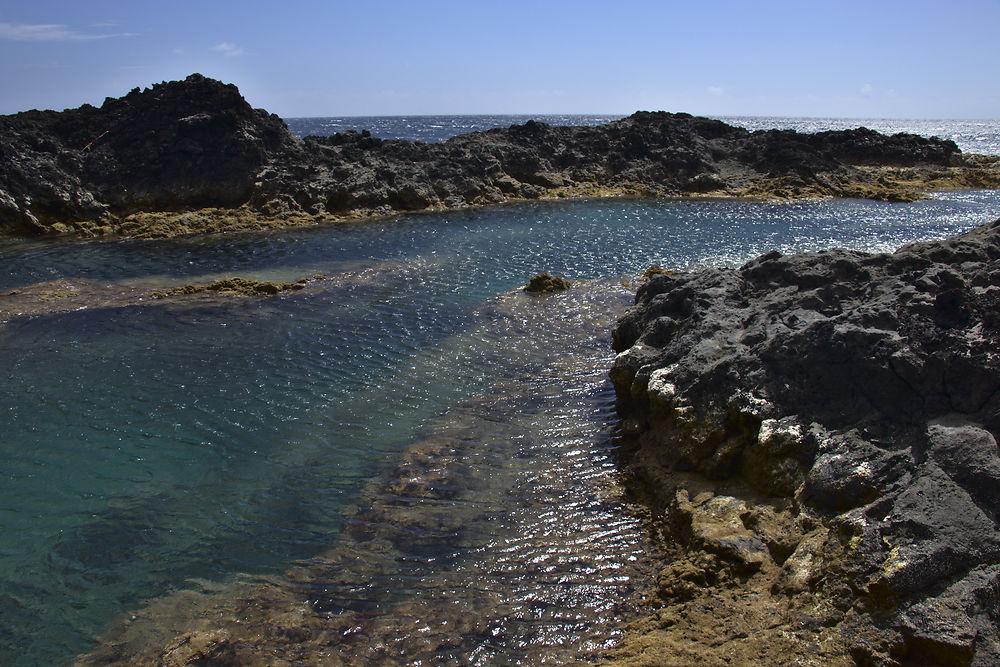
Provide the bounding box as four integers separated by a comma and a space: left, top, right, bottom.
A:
1, 194, 998, 663
77, 282, 656, 665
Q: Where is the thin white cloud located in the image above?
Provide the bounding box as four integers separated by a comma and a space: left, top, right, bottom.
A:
0, 21, 132, 41
860, 83, 874, 96
213, 42, 245, 57
707, 86, 724, 97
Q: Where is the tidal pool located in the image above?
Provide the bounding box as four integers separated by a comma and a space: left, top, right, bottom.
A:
1, 193, 998, 664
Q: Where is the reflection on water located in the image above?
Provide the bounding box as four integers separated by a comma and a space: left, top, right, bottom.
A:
0, 194, 998, 664
80, 283, 658, 665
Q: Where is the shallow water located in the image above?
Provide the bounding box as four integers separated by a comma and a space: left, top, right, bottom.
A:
1, 194, 999, 664
79, 282, 655, 665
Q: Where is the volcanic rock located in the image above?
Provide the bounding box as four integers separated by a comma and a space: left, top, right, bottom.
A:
608, 218, 1000, 665
150, 275, 320, 298
2, 75, 998, 238
0, 74, 291, 235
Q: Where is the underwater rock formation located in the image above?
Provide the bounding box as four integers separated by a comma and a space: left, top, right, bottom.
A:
150, 275, 321, 298
2, 74, 998, 238
607, 218, 1000, 665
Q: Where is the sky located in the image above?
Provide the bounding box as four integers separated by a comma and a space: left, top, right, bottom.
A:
1, 0, 998, 119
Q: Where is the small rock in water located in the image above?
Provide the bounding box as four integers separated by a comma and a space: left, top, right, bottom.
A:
523, 273, 571, 293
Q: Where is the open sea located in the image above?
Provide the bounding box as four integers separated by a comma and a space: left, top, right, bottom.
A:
1, 116, 999, 665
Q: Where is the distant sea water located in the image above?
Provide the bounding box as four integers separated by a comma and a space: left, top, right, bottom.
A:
285, 114, 624, 144
720, 116, 1000, 156
285, 114, 1000, 156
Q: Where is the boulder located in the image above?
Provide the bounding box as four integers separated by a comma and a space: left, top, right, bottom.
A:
0, 74, 292, 234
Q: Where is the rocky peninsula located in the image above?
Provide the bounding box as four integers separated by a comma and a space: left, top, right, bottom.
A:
2, 74, 998, 239
607, 218, 1000, 665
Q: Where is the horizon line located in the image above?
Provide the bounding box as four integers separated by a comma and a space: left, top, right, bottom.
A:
279, 112, 1000, 122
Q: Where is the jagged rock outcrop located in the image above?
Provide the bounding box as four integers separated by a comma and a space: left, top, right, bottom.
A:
2, 75, 998, 238
247, 114, 996, 219
607, 219, 1000, 665
0, 74, 291, 235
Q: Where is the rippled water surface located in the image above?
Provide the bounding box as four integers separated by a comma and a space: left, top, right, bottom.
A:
1, 194, 999, 664
285, 114, 624, 143
720, 116, 1000, 156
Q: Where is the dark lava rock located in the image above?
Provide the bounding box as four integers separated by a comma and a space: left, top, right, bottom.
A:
0, 74, 291, 234
523, 273, 572, 293
2, 75, 994, 237
610, 218, 1000, 664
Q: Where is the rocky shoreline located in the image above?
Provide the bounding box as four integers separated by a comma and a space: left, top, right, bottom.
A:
3, 74, 999, 239
606, 218, 1000, 665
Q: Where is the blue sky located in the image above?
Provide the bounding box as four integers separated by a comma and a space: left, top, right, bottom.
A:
1, 0, 998, 118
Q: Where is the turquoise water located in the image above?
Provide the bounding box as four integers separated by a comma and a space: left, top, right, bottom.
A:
2, 194, 1000, 664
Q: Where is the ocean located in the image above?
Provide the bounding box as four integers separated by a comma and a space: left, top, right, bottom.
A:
1, 116, 999, 665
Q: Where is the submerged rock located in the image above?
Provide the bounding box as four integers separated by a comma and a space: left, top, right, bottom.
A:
608, 218, 1000, 665
2, 75, 998, 238
73, 282, 652, 667
150, 275, 321, 298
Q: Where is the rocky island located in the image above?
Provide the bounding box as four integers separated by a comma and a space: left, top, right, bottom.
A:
2, 73, 998, 239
